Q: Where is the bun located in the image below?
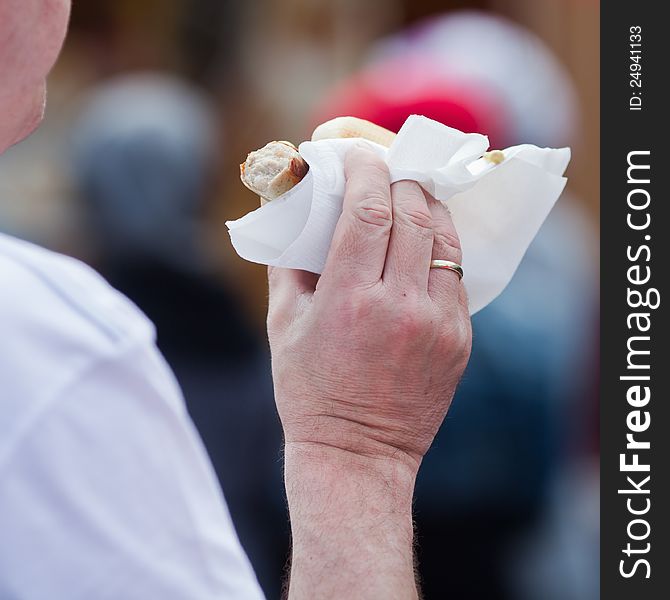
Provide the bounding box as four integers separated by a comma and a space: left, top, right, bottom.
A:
311, 116, 396, 147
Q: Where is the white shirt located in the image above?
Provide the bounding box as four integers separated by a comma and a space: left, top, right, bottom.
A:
0, 233, 264, 599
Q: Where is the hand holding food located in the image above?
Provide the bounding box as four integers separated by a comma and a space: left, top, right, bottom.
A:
229, 114, 571, 314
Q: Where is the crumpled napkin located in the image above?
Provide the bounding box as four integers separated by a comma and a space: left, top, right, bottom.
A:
227, 115, 570, 314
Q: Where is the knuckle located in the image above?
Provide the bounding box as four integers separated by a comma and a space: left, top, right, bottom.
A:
352, 196, 393, 227
433, 230, 463, 263
393, 298, 432, 338
401, 207, 433, 232
396, 311, 423, 338
439, 315, 472, 360
322, 285, 380, 324
330, 292, 363, 318
392, 182, 434, 232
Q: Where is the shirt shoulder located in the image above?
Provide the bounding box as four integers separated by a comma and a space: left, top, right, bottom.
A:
0, 235, 264, 599
0, 233, 156, 437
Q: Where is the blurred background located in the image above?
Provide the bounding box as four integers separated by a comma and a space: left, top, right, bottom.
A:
0, 0, 599, 598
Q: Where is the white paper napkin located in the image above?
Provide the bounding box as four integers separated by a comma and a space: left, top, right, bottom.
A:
227, 115, 570, 314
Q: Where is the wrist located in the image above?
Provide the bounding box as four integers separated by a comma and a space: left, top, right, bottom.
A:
283, 442, 418, 599
284, 440, 418, 505
279, 410, 427, 475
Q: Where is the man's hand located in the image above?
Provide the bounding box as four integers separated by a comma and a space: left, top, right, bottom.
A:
269, 144, 471, 469
267, 145, 472, 599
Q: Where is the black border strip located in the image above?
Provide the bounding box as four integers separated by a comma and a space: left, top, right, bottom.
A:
601, 1, 668, 597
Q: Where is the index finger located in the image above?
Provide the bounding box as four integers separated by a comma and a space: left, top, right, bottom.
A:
319, 145, 392, 289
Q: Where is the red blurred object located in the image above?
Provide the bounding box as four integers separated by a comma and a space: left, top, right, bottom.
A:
312, 56, 510, 149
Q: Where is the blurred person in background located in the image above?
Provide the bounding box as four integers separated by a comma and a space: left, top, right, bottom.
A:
69, 74, 287, 597
312, 11, 598, 600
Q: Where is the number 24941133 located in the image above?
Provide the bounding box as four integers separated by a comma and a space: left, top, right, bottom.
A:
629, 26, 642, 111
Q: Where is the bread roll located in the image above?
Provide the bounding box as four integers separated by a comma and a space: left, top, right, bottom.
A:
311, 116, 396, 147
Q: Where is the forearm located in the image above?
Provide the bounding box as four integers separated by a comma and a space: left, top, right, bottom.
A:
283, 442, 419, 600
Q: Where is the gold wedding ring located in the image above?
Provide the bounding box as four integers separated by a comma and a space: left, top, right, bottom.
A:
429, 260, 464, 280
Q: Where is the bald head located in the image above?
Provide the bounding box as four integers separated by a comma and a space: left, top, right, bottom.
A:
0, 0, 71, 153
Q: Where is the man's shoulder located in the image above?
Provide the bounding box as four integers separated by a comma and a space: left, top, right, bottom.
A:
0, 233, 156, 405
0, 236, 266, 600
